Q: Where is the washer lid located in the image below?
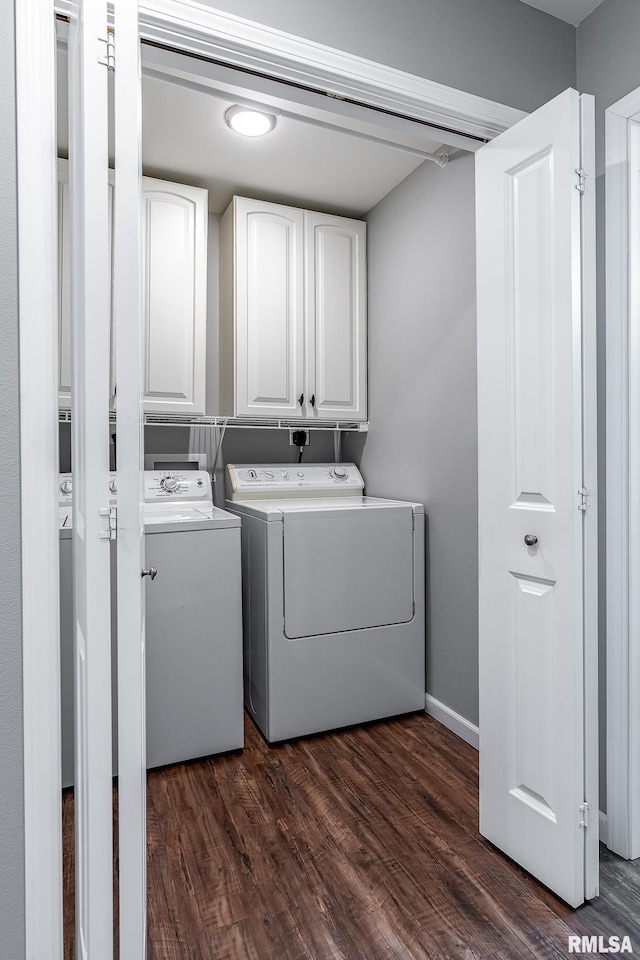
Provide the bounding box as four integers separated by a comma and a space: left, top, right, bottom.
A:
144, 503, 240, 530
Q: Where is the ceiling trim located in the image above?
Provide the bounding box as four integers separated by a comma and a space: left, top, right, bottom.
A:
55, 0, 527, 147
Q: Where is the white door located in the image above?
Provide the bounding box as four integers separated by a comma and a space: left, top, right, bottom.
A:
476, 88, 598, 907
67, 0, 114, 955
305, 213, 367, 421
113, 0, 147, 957
141, 177, 207, 415
234, 197, 305, 417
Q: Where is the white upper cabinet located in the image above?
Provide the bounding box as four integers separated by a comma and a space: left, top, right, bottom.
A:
305, 213, 366, 421
220, 196, 367, 421
141, 178, 207, 415
57, 162, 208, 416
221, 197, 304, 418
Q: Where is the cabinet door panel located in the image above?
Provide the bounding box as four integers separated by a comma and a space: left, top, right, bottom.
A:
235, 199, 304, 417
141, 178, 207, 415
306, 214, 367, 420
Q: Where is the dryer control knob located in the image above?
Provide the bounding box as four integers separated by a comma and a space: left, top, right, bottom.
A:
109, 478, 118, 494
60, 479, 72, 495
281, 470, 289, 479
161, 476, 178, 492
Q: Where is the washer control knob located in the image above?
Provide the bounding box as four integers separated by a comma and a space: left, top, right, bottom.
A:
60, 479, 72, 495
109, 478, 118, 494
265, 471, 275, 479
297, 471, 304, 478
333, 467, 347, 480
161, 476, 178, 492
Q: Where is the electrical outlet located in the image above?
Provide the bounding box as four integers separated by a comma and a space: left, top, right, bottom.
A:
289, 429, 309, 447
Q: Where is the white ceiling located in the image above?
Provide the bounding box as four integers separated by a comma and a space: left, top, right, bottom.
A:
516, 0, 604, 26
56, 44, 445, 219
140, 75, 437, 217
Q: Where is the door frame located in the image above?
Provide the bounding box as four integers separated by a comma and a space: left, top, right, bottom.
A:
20, 0, 528, 947
15, 2, 63, 958
605, 86, 640, 861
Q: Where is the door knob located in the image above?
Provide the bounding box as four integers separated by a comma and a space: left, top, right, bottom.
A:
141, 566, 157, 580
524, 534, 538, 547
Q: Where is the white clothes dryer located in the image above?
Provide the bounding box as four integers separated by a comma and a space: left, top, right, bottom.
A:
226, 463, 425, 743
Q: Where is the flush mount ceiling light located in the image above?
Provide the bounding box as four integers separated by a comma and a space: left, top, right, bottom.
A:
225, 105, 277, 137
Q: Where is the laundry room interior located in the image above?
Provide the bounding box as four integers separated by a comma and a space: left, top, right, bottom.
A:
37, 1, 640, 956
55, 29, 479, 731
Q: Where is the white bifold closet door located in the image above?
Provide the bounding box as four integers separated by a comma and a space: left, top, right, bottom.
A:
476, 88, 598, 908
68, 1, 146, 957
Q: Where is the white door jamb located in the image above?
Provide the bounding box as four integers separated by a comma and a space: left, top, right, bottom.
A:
605, 86, 640, 861
15, 2, 64, 957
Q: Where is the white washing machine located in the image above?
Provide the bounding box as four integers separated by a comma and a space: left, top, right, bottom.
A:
226, 463, 425, 743
143, 470, 244, 768
59, 469, 244, 787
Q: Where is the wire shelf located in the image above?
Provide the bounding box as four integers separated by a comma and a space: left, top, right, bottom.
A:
58, 410, 368, 432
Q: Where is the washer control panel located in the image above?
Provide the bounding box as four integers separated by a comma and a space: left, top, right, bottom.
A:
144, 470, 212, 502
58, 472, 118, 529
227, 463, 364, 500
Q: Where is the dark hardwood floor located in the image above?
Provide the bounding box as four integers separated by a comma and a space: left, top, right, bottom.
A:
62, 712, 640, 959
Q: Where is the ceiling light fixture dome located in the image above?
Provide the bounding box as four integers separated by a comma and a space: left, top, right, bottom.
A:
225, 105, 276, 137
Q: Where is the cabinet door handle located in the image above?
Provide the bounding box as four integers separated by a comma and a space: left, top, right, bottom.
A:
298, 393, 304, 407
310, 394, 316, 408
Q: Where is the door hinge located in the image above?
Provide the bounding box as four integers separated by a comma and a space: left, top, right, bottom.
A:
575, 168, 586, 195
99, 505, 117, 541
579, 801, 590, 829
98, 28, 115, 70
578, 487, 590, 511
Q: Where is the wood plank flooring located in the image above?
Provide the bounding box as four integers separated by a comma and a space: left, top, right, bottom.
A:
62, 712, 640, 959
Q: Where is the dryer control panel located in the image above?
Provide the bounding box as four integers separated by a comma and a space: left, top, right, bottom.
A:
226, 463, 364, 500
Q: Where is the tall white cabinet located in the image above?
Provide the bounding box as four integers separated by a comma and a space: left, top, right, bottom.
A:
141, 178, 207, 415
57, 162, 208, 416
220, 196, 367, 421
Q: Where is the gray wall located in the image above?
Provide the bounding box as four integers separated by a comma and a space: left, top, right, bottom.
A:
345, 152, 478, 723
0, 0, 25, 955
577, 0, 640, 818
203, 0, 576, 114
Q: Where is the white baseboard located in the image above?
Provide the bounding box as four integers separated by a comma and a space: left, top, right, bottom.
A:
425, 694, 479, 749
599, 811, 608, 845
